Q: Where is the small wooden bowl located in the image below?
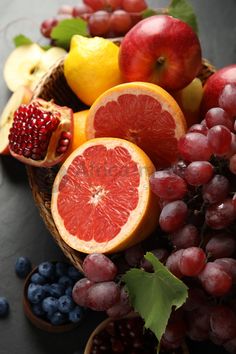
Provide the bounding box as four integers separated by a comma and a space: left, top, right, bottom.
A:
84, 313, 190, 354
27, 57, 216, 270
23, 263, 80, 333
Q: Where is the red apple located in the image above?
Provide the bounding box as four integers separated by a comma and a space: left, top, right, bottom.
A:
201, 64, 236, 116
119, 15, 202, 91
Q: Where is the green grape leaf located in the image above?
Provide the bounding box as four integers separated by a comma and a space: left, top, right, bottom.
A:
51, 18, 89, 49
122, 252, 188, 346
168, 0, 198, 33
142, 8, 158, 19
13, 34, 33, 47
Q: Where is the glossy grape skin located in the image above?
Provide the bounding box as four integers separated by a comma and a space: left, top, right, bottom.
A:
72, 4, 93, 17
72, 278, 94, 307
159, 200, 188, 233
178, 132, 212, 162
184, 161, 214, 186
57, 5, 74, 15
205, 107, 234, 131
109, 10, 132, 35
229, 153, 236, 174
207, 124, 232, 156
219, 83, 236, 117
106, 286, 132, 318
205, 198, 236, 229
84, 0, 106, 11
214, 258, 236, 283
179, 247, 206, 276
186, 306, 211, 341
121, 0, 147, 12
169, 224, 200, 250
188, 123, 208, 135
87, 281, 120, 311
88, 10, 110, 36
150, 170, 187, 201
202, 174, 230, 204
166, 250, 184, 278
198, 262, 232, 296
82, 253, 117, 282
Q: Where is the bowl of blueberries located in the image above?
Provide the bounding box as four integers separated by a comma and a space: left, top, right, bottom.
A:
23, 259, 87, 332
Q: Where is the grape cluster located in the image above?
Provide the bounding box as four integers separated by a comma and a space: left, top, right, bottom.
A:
149, 82, 236, 352
40, 0, 147, 40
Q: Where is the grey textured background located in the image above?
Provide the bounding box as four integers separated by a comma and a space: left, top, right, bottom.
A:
0, 1, 236, 353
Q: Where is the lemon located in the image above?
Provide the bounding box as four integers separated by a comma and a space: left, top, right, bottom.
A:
64, 35, 122, 106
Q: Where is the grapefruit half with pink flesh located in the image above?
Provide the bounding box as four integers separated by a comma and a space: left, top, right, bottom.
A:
51, 138, 159, 254
86, 82, 187, 168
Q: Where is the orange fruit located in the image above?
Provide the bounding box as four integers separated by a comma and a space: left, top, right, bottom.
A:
71, 110, 89, 151
86, 82, 187, 168
51, 137, 159, 254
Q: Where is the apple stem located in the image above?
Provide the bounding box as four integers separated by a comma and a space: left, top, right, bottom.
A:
157, 56, 165, 66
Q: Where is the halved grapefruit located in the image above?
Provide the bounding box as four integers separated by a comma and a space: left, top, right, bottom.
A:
51, 138, 159, 254
86, 82, 187, 168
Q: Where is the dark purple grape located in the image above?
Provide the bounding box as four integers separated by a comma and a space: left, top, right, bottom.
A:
202, 174, 230, 204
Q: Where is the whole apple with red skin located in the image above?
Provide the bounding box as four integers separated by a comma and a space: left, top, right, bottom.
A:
201, 64, 236, 116
119, 15, 202, 91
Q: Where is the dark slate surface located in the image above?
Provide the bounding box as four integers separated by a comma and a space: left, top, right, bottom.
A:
0, 1, 235, 353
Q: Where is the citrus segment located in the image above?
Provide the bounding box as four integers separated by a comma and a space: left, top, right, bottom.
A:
71, 110, 89, 151
86, 82, 187, 168
51, 138, 159, 254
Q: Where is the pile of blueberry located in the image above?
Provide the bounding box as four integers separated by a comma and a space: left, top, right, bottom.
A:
26, 261, 86, 326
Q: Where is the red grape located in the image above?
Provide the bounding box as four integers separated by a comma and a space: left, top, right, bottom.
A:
106, 0, 122, 10
109, 10, 132, 35
184, 161, 214, 186
87, 281, 120, 311
229, 153, 236, 174
179, 247, 206, 276
207, 125, 232, 156
72, 277, 94, 307
205, 234, 236, 259
166, 250, 184, 278
72, 4, 93, 17
121, 0, 147, 13
205, 198, 236, 229
169, 224, 200, 250
159, 200, 188, 233
224, 338, 236, 354
214, 258, 236, 283
205, 107, 233, 131
150, 170, 187, 201
178, 132, 212, 162
82, 253, 117, 282
84, 0, 106, 11
198, 262, 232, 296
210, 305, 236, 341
88, 10, 110, 36
188, 123, 208, 135
124, 244, 144, 267
58, 5, 74, 15
40, 18, 58, 38
219, 83, 236, 117
140, 248, 170, 271
202, 174, 230, 204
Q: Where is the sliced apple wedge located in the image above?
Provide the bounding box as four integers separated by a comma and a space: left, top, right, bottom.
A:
4, 43, 45, 92
0, 86, 33, 154
3, 44, 67, 92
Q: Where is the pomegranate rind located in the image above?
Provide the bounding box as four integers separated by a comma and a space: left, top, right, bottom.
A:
9, 98, 73, 167
51, 137, 159, 254
0, 86, 33, 155
86, 81, 187, 168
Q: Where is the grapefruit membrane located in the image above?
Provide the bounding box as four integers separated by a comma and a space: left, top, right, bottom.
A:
86, 82, 187, 168
51, 138, 159, 254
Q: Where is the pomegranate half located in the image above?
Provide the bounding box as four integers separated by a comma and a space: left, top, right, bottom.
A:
8, 98, 73, 167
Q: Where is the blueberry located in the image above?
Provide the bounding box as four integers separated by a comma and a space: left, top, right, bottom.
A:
43, 284, 51, 296
38, 262, 55, 279
15, 256, 32, 279
49, 283, 64, 298
65, 286, 72, 297
58, 295, 74, 314
58, 276, 73, 288
50, 311, 67, 325
0, 297, 9, 318
32, 303, 45, 317
42, 297, 58, 316
55, 262, 68, 277
67, 266, 83, 281
68, 306, 83, 323
31, 272, 47, 285
27, 283, 46, 304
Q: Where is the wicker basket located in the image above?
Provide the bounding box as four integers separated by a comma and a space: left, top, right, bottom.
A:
27, 57, 216, 272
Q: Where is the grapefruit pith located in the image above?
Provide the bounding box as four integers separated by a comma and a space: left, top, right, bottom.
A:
86, 82, 187, 168
51, 138, 159, 254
